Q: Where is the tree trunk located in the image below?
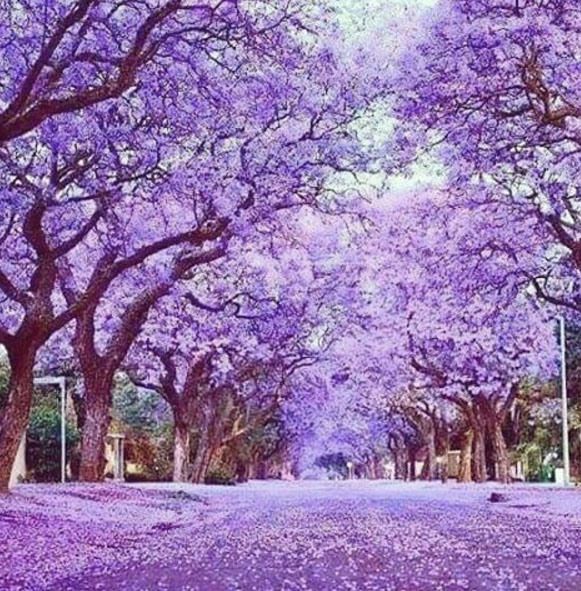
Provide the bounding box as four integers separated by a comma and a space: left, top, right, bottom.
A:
0, 346, 37, 492
421, 427, 437, 480
76, 284, 174, 482
472, 422, 487, 483
408, 446, 417, 481
79, 375, 112, 482
369, 455, 381, 480
438, 419, 450, 483
373, 455, 384, 480
191, 429, 210, 483
390, 433, 407, 480
395, 451, 407, 479
173, 421, 191, 483
458, 429, 473, 483
236, 458, 248, 483
463, 399, 488, 484
200, 447, 214, 481
489, 414, 511, 484
256, 460, 268, 480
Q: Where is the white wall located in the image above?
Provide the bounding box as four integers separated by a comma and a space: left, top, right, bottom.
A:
9, 434, 26, 488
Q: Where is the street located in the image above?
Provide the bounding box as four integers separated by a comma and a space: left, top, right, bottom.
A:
2, 481, 581, 591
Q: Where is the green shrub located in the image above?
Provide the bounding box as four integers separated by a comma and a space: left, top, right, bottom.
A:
0, 356, 9, 412
204, 466, 236, 486
26, 405, 79, 482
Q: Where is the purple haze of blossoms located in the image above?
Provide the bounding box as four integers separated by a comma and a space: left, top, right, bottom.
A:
0, 0, 386, 489
0, 0, 577, 490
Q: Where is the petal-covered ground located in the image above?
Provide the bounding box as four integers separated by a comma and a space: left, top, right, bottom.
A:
2, 481, 581, 591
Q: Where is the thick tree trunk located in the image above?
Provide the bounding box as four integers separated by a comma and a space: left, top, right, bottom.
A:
191, 430, 210, 483
236, 458, 247, 483
458, 429, 473, 483
408, 446, 417, 481
256, 460, 268, 480
200, 447, 214, 481
438, 420, 450, 483
173, 421, 191, 483
367, 456, 379, 480
79, 375, 112, 482
489, 415, 511, 484
76, 283, 174, 483
479, 393, 515, 485
190, 396, 223, 484
464, 399, 488, 483
395, 450, 407, 479
0, 347, 37, 492
373, 455, 384, 479
421, 428, 437, 481
390, 433, 407, 480
472, 422, 487, 483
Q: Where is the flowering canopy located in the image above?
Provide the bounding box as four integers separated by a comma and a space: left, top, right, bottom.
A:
0, 0, 576, 487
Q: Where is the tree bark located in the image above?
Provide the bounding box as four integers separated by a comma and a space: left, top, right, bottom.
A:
173, 420, 191, 483
472, 421, 487, 483
487, 409, 511, 484
437, 418, 450, 483
191, 391, 234, 483
190, 407, 223, 484
191, 429, 210, 483
460, 399, 487, 483
79, 373, 112, 482
0, 346, 37, 492
391, 433, 407, 480
408, 446, 417, 481
458, 429, 473, 483
421, 427, 437, 480
256, 459, 268, 480
236, 458, 248, 483
200, 447, 214, 481
491, 420, 510, 484
368, 455, 381, 480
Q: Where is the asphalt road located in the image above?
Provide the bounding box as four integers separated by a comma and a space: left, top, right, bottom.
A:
4, 481, 581, 591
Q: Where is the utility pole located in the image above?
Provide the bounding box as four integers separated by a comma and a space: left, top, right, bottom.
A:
559, 316, 571, 486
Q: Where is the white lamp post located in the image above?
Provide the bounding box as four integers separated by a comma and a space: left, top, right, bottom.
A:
34, 376, 67, 484
558, 317, 571, 486
346, 461, 353, 480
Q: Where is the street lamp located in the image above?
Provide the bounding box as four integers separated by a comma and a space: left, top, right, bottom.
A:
558, 317, 571, 486
34, 376, 67, 484
346, 461, 353, 480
